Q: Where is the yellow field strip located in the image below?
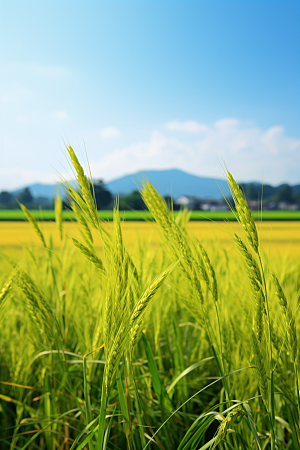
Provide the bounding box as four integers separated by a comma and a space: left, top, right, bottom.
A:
1, 221, 299, 258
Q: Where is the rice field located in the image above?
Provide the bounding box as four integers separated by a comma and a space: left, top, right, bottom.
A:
1, 220, 299, 259
1, 147, 299, 449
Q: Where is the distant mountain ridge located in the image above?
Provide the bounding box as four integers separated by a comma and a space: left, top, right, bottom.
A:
10, 169, 231, 200
106, 169, 231, 199
9, 169, 300, 201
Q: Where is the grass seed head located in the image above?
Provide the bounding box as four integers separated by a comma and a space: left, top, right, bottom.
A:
71, 201, 94, 247
72, 238, 105, 272
226, 169, 259, 253
18, 203, 47, 248
196, 241, 218, 302
66, 145, 99, 229
55, 194, 63, 240
213, 408, 245, 448
272, 272, 297, 361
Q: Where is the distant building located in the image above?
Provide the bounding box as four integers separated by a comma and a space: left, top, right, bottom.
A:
248, 200, 269, 211
200, 200, 230, 212
278, 202, 299, 211
174, 196, 196, 210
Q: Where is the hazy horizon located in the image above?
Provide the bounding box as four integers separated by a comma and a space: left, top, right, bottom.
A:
5, 166, 300, 195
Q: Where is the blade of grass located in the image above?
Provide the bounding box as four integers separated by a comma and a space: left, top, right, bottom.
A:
142, 367, 252, 450
167, 357, 214, 394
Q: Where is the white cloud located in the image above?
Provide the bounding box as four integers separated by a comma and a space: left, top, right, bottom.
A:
166, 120, 208, 133
100, 127, 120, 138
4, 62, 71, 78
1, 118, 299, 190
91, 119, 300, 185
0, 168, 54, 191
52, 110, 69, 121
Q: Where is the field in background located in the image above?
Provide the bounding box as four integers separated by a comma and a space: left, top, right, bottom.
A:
1, 220, 299, 259
0, 209, 299, 221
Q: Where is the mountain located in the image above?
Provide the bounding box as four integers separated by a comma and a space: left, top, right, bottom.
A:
106, 169, 231, 199
11, 182, 76, 200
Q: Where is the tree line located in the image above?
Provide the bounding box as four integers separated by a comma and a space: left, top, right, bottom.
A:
0, 180, 299, 210
0, 181, 147, 211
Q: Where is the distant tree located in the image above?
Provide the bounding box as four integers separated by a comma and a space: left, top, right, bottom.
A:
119, 191, 145, 210
0, 191, 14, 205
17, 188, 34, 204
193, 199, 202, 210
92, 180, 113, 210
242, 183, 260, 200
293, 192, 300, 206
275, 185, 293, 204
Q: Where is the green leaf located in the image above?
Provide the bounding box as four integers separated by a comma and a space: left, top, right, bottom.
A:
142, 366, 252, 450
116, 366, 129, 422
271, 370, 275, 427
83, 356, 92, 425
243, 403, 261, 449
95, 383, 107, 450
141, 332, 162, 397
167, 357, 214, 394
103, 406, 117, 450
83, 355, 94, 450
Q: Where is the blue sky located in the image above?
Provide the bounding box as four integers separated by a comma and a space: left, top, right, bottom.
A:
0, 0, 299, 190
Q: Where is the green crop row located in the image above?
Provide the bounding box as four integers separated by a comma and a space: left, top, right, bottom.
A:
0, 208, 299, 221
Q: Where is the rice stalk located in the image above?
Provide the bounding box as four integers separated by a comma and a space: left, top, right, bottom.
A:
0, 275, 13, 313
55, 193, 63, 241
233, 233, 265, 341
251, 329, 268, 409
141, 181, 206, 316
66, 145, 99, 229
195, 240, 218, 302
72, 238, 105, 273
225, 167, 259, 253
212, 408, 245, 449
272, 272, 297, 362
71, 201, 94, 248
18, 202, 47, 248
130, 261, 177, 351
15, 268, 53, 337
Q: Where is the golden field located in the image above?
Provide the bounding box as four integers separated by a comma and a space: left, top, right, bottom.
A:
1, 220, 299, 259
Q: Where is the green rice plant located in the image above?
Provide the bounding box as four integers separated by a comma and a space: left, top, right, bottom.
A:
195, 240, 218, 303
272, 272, 297, 363
233, 233, 265, 342
251, 329, 268, 409
225, 166, 259, 253
71, 201, 94, 248
72, 238, 105, 273
18, 201, 47, 248
212, 407, 245, 449
65, 145, 99, 230
0, 275, 13, 308
55, 193, 63, 241
14, 267, 56, 343
141, 181, 227, 398
1, 150, 299, 449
